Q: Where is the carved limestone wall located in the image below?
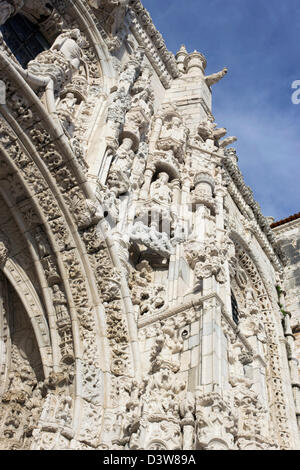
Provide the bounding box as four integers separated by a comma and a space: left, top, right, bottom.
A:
0, 0, 298, 451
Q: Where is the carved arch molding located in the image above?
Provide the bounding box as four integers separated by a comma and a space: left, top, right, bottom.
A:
0, 0, 296, 452
0, 0, 137, 450
229, 233, 295, 449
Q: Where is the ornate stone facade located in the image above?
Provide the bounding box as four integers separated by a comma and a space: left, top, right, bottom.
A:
0, 0, 298, 450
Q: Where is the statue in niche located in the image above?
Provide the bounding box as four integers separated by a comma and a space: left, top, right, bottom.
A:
150, 172, 173, 205
245, 286, 257, 310
111, 138, 135, 178
52, 284, 70, 326
57, 92, 79, 137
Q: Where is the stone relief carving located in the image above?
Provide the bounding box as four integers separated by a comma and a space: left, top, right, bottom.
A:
130, 221, 174, 258
0, 283, 45, 450
191, 116, 237, 153
184, 238, 226, 291
129, 260, 166, 318
117, 321, 188, 450
156, 115, 188, 163
149, 172, 173, 205
28, 28, 88, 94
0, 0, 297, 452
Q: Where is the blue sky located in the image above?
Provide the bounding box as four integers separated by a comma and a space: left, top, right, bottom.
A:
142, 0, 300, 221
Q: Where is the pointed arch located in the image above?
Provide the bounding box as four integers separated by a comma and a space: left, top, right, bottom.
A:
228, 228, 299, 448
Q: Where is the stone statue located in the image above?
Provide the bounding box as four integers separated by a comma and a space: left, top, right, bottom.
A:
52, 284, 70, 326
111, 138, 135, 178
205, 67, 228, 87
160, 116, 186, 143
51, 29, 85, 71
150, 172, 172, 205
219, 136, 237, 149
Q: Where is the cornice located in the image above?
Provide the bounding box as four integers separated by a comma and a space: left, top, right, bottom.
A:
128, 0, 180, 86
223, 157, 281, 253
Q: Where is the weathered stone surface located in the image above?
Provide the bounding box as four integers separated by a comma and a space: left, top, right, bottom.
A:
0, 0, 298, 451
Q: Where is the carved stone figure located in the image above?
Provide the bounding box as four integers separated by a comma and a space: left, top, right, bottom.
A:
110, 137, 135, 178
184, 239, 226, 291
27, 28, 87, 93
130, 221, 173, 258
52, 284, 70, 327
57, 93, 78, 115
0, 241, 8, 265
150, 172, 172, 205
0, 0, 298, 453
51, 29, 84, 71
205, 67, 228, 87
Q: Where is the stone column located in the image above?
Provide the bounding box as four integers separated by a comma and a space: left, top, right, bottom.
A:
197, 297, 225, 393
181, 417, 195, 450
175, 45, 188, 74
191, 172, 214, 243
215, 185, 231, 313
169, 176, 191, 305
184, 51, 206, 78
168, 178, 181, 305
215, 186, 226, 236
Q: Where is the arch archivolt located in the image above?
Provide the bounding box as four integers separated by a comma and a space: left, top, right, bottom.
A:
0, 2, 140, 447
228, 228, 294, 449
3, 258, 52, 376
